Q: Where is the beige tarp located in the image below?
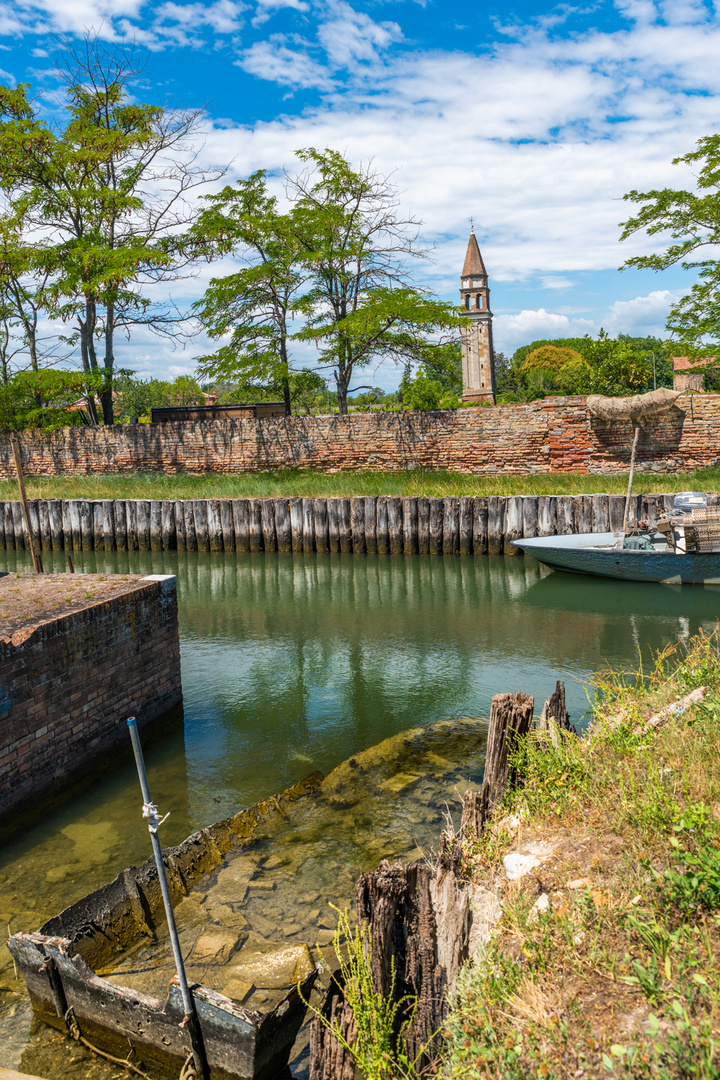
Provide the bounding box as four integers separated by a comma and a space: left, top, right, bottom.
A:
586, 387, 682, 422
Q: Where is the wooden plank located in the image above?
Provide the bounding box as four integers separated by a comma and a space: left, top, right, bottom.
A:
248, 498, 263, 552
576, 495, 593, 534
442, 497, 460, 556
161, 502, 176, 551
232, 499, 249, 552
504, 496, 523, 555
61, 501, 72, 553
100, 501, 115, 552
403, 497, 418, 554
39, 501, 52, 551
608, 494, 624, 533
417, 496, 430, 554
114, 500, 128, 552
375, 496, 389, 554
175, 500, 187, 552
314, 498, 329, 553
327, 498, 340, 553
522, 495, 538, 538
537, 495, 556, 537
221, 499, 235, 552
126, 501, 138, 551
193, 500, 210, 553
472, 496, 488, 554
387, 496, 403, 555
184, 500, 198, 552
289, 497, 303, 552
351, 497, 366, 554
339, 498, 352, 553
261, 499, 277, 552
364, 496, 377, 555
486, 496, 505, 555
137, 500, 151, 551
151, 500, 165, 552
207, 499, 223, 553
11, 502, 23, 549
428, 497, 443, 555
591, 494, 609, 534
274, 499, 292, 552
302, 497, 315, 552
459, 496, 473, 555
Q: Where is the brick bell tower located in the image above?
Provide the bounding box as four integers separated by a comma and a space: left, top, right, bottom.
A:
460, 228, 495, 404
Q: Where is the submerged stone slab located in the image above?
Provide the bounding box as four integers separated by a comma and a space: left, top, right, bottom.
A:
229, 944, 315, 989
192, 925, 244, 965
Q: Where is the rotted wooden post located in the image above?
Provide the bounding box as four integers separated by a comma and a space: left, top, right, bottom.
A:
10, 436, 42, 572
462, 691, 535, 838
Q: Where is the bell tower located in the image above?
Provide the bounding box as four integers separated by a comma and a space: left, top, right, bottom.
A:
460, 228, 495, 404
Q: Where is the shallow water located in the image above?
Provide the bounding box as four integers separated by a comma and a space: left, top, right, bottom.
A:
0, 548, 717, 1075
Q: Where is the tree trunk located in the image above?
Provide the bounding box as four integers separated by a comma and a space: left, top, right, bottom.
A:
335, 367, 349, 415
102, 298, 115, 426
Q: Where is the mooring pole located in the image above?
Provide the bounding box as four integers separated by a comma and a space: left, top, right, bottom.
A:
10, 435, 43, 573
126, 717, 209, 1078
622, 423, 641, 534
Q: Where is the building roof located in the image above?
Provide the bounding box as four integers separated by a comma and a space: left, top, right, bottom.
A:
673, 356, 715, 371
462, 230, 487, 277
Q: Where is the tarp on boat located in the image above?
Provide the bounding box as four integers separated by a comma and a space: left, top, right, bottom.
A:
586, 387, 682, 421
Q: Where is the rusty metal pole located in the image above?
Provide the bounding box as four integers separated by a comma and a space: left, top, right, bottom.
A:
126, 717, 209, 1079
10, 434, 43, 573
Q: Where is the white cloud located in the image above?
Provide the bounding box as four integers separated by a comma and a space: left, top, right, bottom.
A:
237, 37, 333, 88
606, 289, 678, 334
494, 309, 596, 353
251, 0, 308, 28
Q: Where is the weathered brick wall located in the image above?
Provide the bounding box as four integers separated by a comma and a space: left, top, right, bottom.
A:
0, 394, 718, 476
0, 576, 182, 832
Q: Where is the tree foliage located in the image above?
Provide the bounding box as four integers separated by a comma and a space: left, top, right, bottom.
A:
0, 368, 104, 430
620, 134, 720, 352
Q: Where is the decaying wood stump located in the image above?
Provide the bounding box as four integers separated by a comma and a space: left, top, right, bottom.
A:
537, 680, 577, 739
309, 973, 357, 1080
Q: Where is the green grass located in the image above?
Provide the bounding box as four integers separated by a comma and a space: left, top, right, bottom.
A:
4, 467, 720, 501
442, 632, 720, 1080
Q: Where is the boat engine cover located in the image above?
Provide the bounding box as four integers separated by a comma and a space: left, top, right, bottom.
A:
674, 492, 707, 511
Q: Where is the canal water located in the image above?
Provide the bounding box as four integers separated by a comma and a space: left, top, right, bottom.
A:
0, 548, 718, 1076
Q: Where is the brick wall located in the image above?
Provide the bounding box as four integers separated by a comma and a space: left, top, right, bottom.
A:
0, 394, 718, 477
0, 576, 182, 833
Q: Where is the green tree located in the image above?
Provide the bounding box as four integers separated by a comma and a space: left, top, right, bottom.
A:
521, 344, 586, 391
289, 149, 460, 414
192, 171, 302, 416
0, 38, 217, 425
620, 134, 720, 352
0, 368, 102, 430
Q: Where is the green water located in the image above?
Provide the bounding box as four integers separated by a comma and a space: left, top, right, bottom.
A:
0, 548, 718, 1076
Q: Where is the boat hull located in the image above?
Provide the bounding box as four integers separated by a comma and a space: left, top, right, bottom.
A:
512, 532, 720, 585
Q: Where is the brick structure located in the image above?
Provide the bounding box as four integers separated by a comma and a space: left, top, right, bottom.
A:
0, 574, 182, 833
1, 393, 718, 477
673, 357, 714, 392
460, 229, 495, 404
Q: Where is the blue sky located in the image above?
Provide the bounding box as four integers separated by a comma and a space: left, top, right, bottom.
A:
2, 0, 719, 388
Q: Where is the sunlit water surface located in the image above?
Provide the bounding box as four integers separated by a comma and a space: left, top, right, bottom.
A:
0, 548, 717, 1076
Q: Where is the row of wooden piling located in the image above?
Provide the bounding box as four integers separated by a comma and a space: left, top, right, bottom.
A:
0, 492, 691, 556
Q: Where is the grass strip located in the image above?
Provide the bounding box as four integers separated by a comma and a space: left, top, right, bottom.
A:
443, 632, 720, 1079
3, 468, 720, 501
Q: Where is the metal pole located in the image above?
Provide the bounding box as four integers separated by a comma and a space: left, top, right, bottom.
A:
126, 717, 208, 1078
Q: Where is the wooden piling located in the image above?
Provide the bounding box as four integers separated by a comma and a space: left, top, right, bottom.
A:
327, 498, 341, 553
576, 495, 593, 534
193, 500, 210, 553
92, 502, 103, 552
175, 501, 187, 552
161, 502, 176, 551
387, 497, 403, 555
522, 495, 538, 538
61, 501, 72, 553
555, 496, 574, 535
459, 496, 473, 555
274, 499, 292, 552
289, 498, 303, 552
39, 501, 52, 551
314, 499, 329, 554
463, 692, 535, 833
339, 498, 352, 553
364, 496, 377, 555
261, 499, 277, 552
69, 501, 82, 552
100, 501, 115, 552
428, 497, 443, 555
114, 500, 128, 552
472, 497, 488, 554
126, 501, 138, 551
136, 500, 150, 551
150, 501, 163, 552
3, 503, 15, 551
50, 500, 64, 552
591, 494, 609, 534
78, 501, 92, 551
351, 497, 366, 554
220, 500, 235, 552
302, 498, 315, 553
403, 497, 418, 554
248, 499, 263, 552
417, 496, 430, 554
207, 499, 223, 553
232, 499, 249, 552
375, 496, 389, 554
503, 496, 523, 555
537, 496, 556, 537
487, 496, 505, 555
184, 501, 198, 552
442, 497, 460, 556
